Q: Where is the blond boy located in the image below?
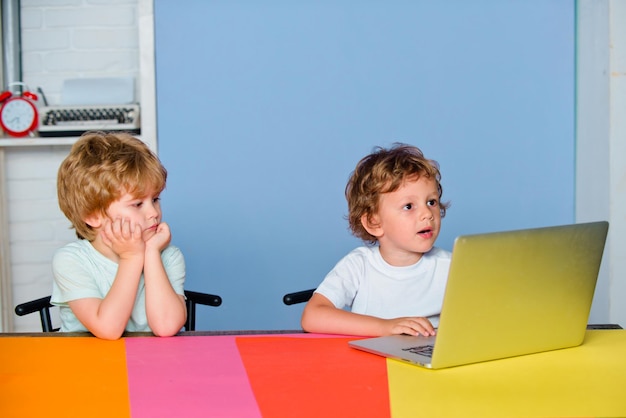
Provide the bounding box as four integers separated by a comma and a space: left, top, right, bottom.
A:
52, 132, 186, 339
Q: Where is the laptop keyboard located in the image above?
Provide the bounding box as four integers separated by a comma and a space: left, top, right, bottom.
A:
402, 344, 434, 358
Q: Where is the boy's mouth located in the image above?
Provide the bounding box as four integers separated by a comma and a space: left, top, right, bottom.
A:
418, 227, 433, 237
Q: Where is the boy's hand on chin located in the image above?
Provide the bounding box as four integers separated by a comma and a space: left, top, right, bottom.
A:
145, 221, 171, 252
101, 217, 145, 259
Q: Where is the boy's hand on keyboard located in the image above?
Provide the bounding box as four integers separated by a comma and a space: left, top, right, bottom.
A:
384, 316, 436, 337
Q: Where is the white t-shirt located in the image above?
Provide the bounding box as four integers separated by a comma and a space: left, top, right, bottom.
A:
315, 246, 451, 327
51, 239, 186, 333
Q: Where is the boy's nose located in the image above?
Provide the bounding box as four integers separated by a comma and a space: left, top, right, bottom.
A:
419, 206, 433, 221
146, 203, 160, 218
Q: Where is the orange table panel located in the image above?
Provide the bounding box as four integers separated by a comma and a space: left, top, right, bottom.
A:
0, 337, 130, 418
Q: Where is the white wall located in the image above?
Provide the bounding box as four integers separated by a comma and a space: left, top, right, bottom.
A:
576, 0, 626, 326
607, 1, 626, 325
20, 0, 140, 105
4, 146, 74, 331
2, 0, 141, 331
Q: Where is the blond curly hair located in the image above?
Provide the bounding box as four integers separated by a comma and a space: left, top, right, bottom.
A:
57, 132, 167, 241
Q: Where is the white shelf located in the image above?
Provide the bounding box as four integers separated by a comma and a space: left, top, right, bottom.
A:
0, 136, 79, 147
0, 134, 148, 148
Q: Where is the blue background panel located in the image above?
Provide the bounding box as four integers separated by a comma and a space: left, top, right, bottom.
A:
154, 0, 575, 330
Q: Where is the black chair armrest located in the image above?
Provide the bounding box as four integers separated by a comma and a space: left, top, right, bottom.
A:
15, 296, 53, 316
15, 296, 57, 332
183, 290, 222, 331
282, 288, 315, 305
184, 290, 222, 307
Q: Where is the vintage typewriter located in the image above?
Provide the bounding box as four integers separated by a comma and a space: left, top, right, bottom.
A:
38, 103, 140, 137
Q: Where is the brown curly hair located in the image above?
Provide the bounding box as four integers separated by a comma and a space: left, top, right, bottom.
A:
57, 132, 167, 241
345, 143, 449, 244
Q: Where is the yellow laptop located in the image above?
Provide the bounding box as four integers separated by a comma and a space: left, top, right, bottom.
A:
349, 221, 609, 369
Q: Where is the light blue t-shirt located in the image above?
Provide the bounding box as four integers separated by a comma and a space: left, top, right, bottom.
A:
314, 246, 451, 327
51, 239, 186, 333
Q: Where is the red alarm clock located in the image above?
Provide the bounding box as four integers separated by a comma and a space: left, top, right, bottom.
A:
0, 82, 39, 137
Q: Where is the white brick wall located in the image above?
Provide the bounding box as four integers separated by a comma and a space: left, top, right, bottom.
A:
6, 146, 73, 331
21, 0, 140, 105
6, 0, 141, 331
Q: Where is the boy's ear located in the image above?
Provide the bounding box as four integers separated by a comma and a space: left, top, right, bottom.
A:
361, 213, 383, 238
84, 212, 103, 229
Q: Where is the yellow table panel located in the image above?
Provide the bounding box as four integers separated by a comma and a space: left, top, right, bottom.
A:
387, 330, 626, 417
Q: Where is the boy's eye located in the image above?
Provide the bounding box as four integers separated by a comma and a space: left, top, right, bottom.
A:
403, 203, 413, 210
427, 199, 438, 207
153, 197, 161, 204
